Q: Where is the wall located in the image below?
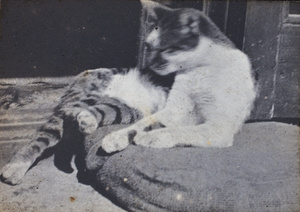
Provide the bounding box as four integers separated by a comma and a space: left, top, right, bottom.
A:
0, 0, 141, 78
244, 1, 300, 120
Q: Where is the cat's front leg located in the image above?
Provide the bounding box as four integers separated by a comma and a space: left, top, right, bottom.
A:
101, 125, 175, 152
101, 128, 140, 153
101, 113, 162, 153
136, 124, 235, 149
133, 129, 177, 148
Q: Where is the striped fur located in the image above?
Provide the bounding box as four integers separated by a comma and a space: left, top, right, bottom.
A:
1, 67, 173, 185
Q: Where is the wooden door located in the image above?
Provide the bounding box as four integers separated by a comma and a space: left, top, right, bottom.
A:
244, 1, 300, 121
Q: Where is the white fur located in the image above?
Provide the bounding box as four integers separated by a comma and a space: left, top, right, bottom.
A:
146, 28, 160, 49
102, 36, 256, 153
103, 68, 167, 117
1, 161, 32, 185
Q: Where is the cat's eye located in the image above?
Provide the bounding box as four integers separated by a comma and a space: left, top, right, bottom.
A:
147, 21, 158, 28
146, 15, 158, 26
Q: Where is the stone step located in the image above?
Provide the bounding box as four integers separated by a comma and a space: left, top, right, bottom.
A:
0, 77, 70, 143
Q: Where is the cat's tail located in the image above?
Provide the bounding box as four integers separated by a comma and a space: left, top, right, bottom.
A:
0, 114, 64, 185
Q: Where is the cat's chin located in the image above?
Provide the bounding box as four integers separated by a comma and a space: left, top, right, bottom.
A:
152, 69, 173, 76
151, 65, 176, 76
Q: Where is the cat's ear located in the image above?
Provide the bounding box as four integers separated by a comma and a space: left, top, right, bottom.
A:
180, 13, 200, 35
141, 0, 159, 16
141, 0, 169, 19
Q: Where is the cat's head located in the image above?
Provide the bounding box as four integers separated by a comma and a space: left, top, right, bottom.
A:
141, 1, 234, 75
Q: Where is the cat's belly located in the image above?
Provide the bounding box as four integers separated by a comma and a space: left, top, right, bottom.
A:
103, 69, 167, 117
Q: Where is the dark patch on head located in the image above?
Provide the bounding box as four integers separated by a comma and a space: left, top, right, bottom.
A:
144, 7, 200, 71
144, 5, 235, 71
146, 7, 201, 50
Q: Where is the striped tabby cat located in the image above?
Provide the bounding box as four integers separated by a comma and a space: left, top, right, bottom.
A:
1, 67, 174, 185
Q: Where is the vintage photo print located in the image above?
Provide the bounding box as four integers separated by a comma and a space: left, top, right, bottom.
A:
0, 0, 299, 211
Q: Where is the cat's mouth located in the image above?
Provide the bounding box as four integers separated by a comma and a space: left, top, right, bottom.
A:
150, 63, 169, 75
144, 44, 179, 75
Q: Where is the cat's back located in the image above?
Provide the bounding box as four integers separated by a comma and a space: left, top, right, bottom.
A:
191, 37, 253, 88
171, 39, 255, 113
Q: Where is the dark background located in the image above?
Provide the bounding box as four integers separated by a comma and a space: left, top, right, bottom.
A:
0, 0, 248, 78
0, 0, 142, 78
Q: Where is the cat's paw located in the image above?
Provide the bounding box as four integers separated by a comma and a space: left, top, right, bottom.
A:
102, 130, 131, 153
1, 161, 31, 185
77, 110, 98, 134
134, 131, 175, 149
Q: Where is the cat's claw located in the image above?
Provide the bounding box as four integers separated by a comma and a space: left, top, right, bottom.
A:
77, 110, 98, 135
1, 161, 30, 185
102, 130, 130, 153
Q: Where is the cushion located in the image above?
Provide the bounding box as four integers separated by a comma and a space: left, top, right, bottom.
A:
89, 122, 299, 212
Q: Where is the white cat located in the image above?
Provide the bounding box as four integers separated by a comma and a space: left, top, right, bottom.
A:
101, 1, 256, 152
